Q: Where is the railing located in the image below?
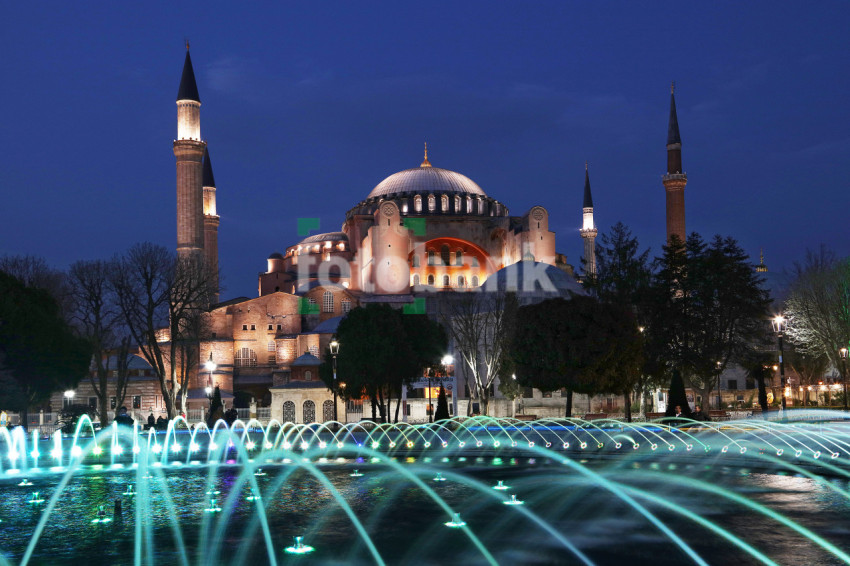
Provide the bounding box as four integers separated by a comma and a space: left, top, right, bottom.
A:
236, 408, 250, 420
187, 409, 204, 423
257, 407, 271, 420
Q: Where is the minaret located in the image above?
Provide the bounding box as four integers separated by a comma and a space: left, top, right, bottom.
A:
756, 249, 768, 273
174, 43, 206, 261
663, 81, 687, 244
580, 162, 597, 277
203, 147, 220, 302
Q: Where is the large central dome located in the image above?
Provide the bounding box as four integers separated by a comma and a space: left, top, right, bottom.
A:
367, 165, 487, 200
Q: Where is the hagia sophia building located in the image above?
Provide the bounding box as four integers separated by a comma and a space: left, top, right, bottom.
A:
165, 48, 686, 422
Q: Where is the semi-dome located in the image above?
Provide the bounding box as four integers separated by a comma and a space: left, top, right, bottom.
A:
367, 166, 487, 199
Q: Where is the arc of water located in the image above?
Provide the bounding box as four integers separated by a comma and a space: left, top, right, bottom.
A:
637, 470, 850, 564
533, 445, 709, 566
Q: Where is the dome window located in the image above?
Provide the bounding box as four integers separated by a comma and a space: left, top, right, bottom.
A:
427, 274, 435, 286
455, 250, 463, 266
454, 195, 461, 212
414, 195, 422, 212
428, 195, 436, 212
442, 275, 450, 287
457, 275, 465, 287
441, 194, 448, 212
471, 275, 479, 287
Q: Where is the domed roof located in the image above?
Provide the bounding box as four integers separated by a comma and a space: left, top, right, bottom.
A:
297, 232, 348, 245
485, 261, 585, 296
368, 166, 487, 199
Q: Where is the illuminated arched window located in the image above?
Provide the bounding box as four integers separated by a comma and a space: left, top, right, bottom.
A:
455, 250, 463, 266
427, 274, 435, 286
441, 195, 449, 211
414, 195, 422, 212
412, 274, 420, 286
442, 275, 450, 287
428, 195, 436, 212
471, 256, 479, 268
303, 400, 316, 423
477, 199, 484, 214
466, 196, 472, 212
457, 275, 465, 287
323, 291, 334, 313
283, 401, 295, 423
471, 275, 479, 287
428, 250, 435, 265
322, 400, 334, 422
235, 347, 257, 368
412, 255, 420, 267
454, 195, 461, 211
441, 245, 450, 266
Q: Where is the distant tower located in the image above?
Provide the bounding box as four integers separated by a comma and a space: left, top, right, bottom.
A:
174, 44, 206, 261
203, 147, 220, 302
756, 249, 768, 273
663, 81, 687, 244
580, 162, 597, 277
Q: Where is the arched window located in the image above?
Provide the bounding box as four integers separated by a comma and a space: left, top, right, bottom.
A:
427, 274, 435, 286
441, 245, 450, 266
442, 275, 450, 287
283, 401, 296, 423
471, 275, 479, 287
471, 256, 479, 268
323, 291, 334, 313
303, 400, 316, 424
414, 195, 422, 212
454, 195, 461, 211
457, 275, 465, 287
412, 255, 420, 267
305, 370, 312, 381
235, 347, 257, 368
323, 400, 335, 422
466, 196, 472, 212
428, 250, 435, 265
342, 299, 351, 313
412, 274, 420, 286
478, 199, 484, 214
455, 250, 463, 266
428, 195, 436, 212
441, 195, 449, 211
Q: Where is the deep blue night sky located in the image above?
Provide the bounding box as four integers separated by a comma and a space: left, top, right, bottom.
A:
1, 2, 847, 298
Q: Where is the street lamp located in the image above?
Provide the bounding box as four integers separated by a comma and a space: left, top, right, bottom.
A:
63, 389, 75, 409
771, 315, 788, 412
330, 340, 340, 424
204, 352, 216, 411
838, 348, 847, 411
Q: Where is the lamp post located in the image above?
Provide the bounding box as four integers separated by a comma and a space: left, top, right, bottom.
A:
63, 389, 75, 409
715, 360, 722, 411
330, 340, 340, 424
772, 315, 788, 412
838, 348, 847, 411
204, 352, 216, 413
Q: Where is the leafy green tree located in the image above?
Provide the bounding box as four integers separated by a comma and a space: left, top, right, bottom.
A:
511, 296, 643, 419
648, 234, 772, 409
434, 385, 450, 421
0, 271, 91, 427
319, 304, 446, 422
585, 222, 661, 413
206, 385, 224, 427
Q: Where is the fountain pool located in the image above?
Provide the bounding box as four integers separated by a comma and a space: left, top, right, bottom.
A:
1, 412, 850, 565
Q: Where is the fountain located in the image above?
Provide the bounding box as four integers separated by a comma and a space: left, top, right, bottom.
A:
0, 411, 850, 564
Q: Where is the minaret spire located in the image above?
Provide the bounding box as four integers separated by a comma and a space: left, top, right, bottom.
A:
202, 147, 220, 302
663, 82, 687, 244
756, 248, 768, 273
174, 46, 206, 262
420, 142, 432, 168
580, 162, 597, 277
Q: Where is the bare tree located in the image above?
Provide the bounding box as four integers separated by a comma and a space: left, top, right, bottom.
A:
439, 290, 517, 416
111, 243, 216, 419
785, 247, 850, 378
68, 259, 130, 426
